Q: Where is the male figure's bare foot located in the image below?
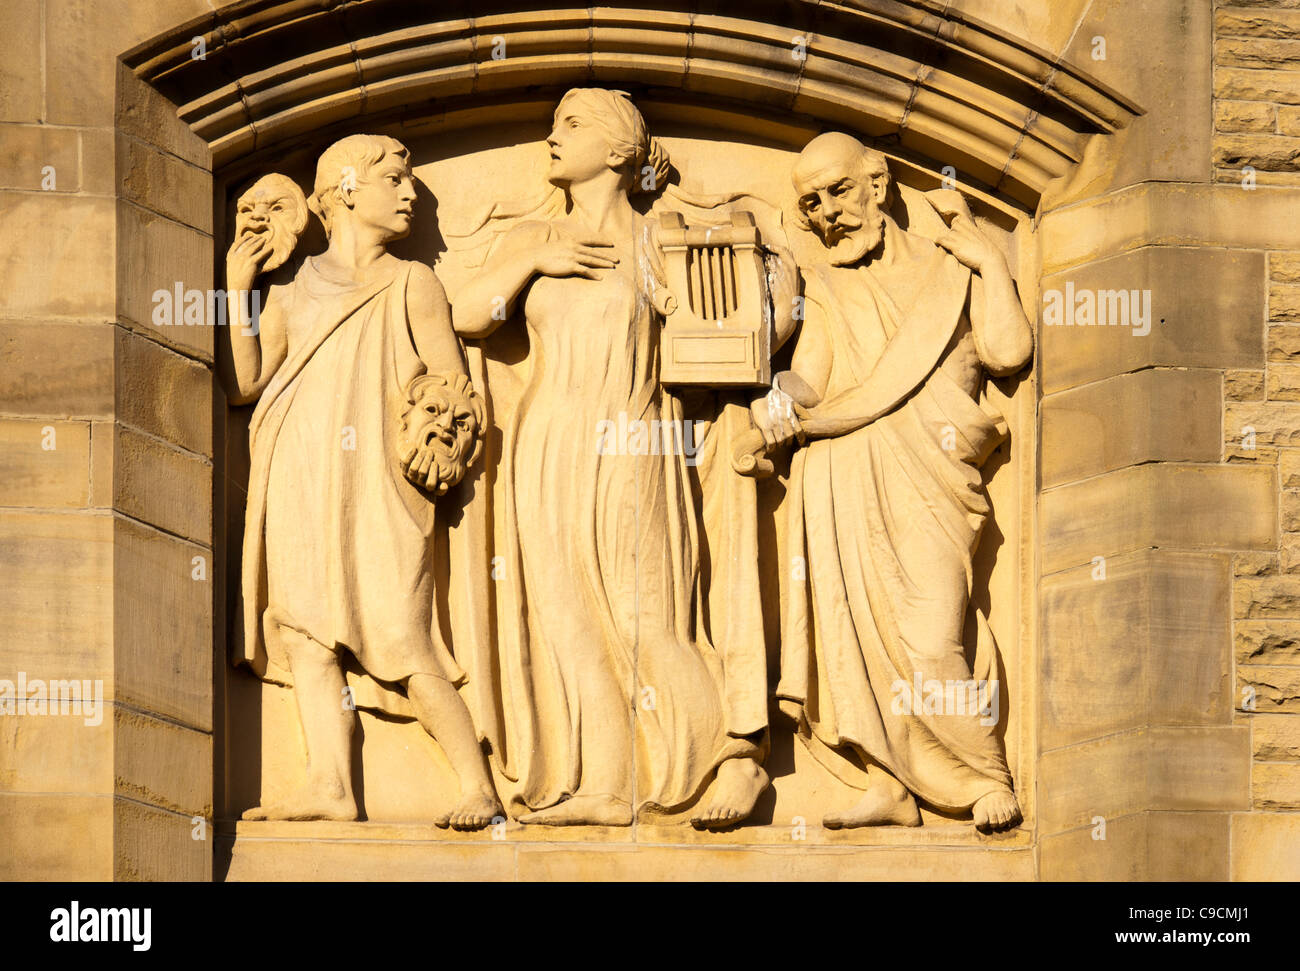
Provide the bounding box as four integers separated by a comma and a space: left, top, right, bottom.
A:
972, 789, 1021, 832
690, 757, 768, 830
824, 783, 921, 829
242, 782, 358, 822
434, 788, 503, 831
518, 793, 633, 827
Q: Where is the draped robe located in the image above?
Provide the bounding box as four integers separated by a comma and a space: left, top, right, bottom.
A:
777, 235, 1015, 812
238, 256, 462, 689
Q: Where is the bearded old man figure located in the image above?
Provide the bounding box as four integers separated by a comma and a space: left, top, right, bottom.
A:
752, 133, 1032, 831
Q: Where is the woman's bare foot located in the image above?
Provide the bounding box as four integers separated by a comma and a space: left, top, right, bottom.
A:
242, 781, 358, 822
434, 788, 503, 831
518, 793, 633, 826
823, 785, 921, 829
972, 789, 1021, 832
690, 758, 768, 830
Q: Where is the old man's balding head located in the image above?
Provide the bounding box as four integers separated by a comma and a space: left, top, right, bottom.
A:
793, 133, 892, 266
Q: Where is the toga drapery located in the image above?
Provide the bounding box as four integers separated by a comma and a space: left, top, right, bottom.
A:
238, 256, 463, 690
777, 237, 1014, 813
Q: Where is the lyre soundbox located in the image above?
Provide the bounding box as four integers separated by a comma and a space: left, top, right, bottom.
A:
657, 210, 772, 387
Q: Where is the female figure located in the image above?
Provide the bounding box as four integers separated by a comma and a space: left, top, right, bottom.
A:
454, 90, 764, 825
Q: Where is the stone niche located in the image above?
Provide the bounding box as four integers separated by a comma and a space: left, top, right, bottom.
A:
213, 102, 1036, 876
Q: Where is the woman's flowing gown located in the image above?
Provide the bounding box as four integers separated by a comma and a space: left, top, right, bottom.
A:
493, 218, 739, 814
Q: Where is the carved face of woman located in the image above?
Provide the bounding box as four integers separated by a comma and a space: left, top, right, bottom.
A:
347, 152, 416, 241
235, 174, 307, 272
546, 108, 622, 187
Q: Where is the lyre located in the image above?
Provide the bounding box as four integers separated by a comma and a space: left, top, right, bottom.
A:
658, 211, 772, 387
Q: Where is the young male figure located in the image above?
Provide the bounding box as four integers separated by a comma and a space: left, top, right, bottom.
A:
225, 135, 501, 830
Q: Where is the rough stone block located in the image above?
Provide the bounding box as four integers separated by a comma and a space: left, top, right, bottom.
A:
1041, 368, 1221, 487
1040, 248, 1264, 394
0, 419, 91, 507
0, 321, 114, 418
1042, 465, 1275, 574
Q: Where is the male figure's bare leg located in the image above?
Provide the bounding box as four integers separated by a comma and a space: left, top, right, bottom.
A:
243, 627, 359, 821
407, 674, 502, 831
823, 763, 921, 829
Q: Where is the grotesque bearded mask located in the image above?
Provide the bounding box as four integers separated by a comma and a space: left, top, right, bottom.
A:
397, 372, 485, 496
235, 173, 309, 273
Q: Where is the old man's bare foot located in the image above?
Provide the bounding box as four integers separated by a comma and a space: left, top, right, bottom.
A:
972, 789, 1021, 832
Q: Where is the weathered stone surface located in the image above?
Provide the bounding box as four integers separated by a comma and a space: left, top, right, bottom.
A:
0, 0, 42, 123
1233, 813, 1300, 879
1253, 762, 1300, 809
115, 329, 213, 457
116, 133, 213, 235
1216, 100, 1277, 132
1040, 551, 1232, 750
113, 516, 212, 732
1271, 282, 1300, 320
1215, 132, 1300, 170
1235, 551, 1278, 577
1226, 399, 1300, 445
0, 126, 81, 192
0, 419, 90, 507
1225, 368, 1265, 400
1218, 37, 1300, 71
1283, 449, 1300, 487
1266, 362, 1300, 399
114, 797, 209, 881
100, 423, 212, 545
1039, 247, 1264, 393
1216, 66, 1300, 103
1235, 575, 1300, 617
1271, 251, 1300, 283
1219, 7, 1300, 40
0, 511, 113, 681
0, 794, 111, 880
1237, 620, 1300, 663
1254, 714, 1300, 759
0, 322, 114, 418
116, 201, 214, 362
1041, 368, 1221, 487
0, 194, 115, 319
1239, 665, 1300, 711
1042, 465, 1275, 575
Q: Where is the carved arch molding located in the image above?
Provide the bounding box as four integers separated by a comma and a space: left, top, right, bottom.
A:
123, 0, 1138, 214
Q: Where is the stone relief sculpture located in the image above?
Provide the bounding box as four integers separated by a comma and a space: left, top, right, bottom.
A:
451, 88, 784, 827
754, 133, 1032, 832
224, 135, 501, 829
223, 101, 1029, 835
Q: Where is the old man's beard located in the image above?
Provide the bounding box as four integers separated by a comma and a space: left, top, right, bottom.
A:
822, 211, 885, 266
